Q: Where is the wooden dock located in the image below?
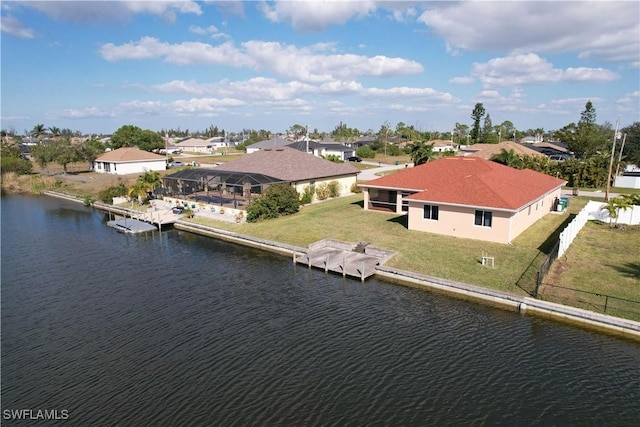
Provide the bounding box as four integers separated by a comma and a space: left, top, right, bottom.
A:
295, 239, 395, 281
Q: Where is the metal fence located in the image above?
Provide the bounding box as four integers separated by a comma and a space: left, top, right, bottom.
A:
534, 240, 559, 296
538, 283, 640, 320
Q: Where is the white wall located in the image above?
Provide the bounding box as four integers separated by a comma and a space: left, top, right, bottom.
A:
585, 201, 640, 225
614, 175, 640, 189
95, 160, 166, 175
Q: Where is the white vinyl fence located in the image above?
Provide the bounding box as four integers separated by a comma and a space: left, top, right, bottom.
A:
557, 201, 640, 259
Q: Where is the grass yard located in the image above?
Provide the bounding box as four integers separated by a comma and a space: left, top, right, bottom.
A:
188, 194, 592, 296
543, 221, 640, 320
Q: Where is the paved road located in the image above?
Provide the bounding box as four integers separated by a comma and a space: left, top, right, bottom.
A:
357, 160, 414, 181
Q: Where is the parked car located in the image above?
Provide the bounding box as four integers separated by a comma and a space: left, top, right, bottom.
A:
172, 206, 184, 214
168, 161, 185, 168
347, 156, 362, 162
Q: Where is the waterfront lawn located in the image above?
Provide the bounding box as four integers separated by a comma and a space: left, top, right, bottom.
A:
547, 221, 640, 301
188, 194, 591, 296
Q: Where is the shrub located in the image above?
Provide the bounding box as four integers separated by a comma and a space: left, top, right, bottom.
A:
350, 182, 363, 193
356, 145, 375, 159
323, 154, 343, 163
315, 182, 330, 200
387, 144, 401, 156
1, 156, 33, 175
327, 181, 341, 198
300, 185, 314, 204
246, 183, 300, 222
98, 183, 128, 204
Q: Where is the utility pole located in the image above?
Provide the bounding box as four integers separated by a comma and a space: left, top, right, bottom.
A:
605, 118, 620, 202
615, 133, 627, 179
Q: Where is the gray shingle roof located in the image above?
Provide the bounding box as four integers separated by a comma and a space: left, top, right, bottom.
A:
215, 147, 359, 181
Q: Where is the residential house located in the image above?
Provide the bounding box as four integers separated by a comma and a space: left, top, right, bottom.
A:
163, 147, 360, 206
94, 147, 167, 175
429, 139, 458, 153
360, 157, 566, 244
245, 136, 292, 154
206, 136, 230, 150
459, 141, 544, 160
176, 137, 215, 153
529, 141, 573, 161
287, 140, 355, 160
214, 147, 360, 197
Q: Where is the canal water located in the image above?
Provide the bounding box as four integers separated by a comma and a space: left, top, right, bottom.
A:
2, 195, 639, 426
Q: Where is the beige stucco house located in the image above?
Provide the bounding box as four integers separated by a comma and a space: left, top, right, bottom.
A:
177, 138, 215, 153
360, 157, 566, 244
214, 147, 360, 199
94, 147, 166, 175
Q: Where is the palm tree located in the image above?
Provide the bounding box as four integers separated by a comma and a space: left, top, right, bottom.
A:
138, 171, 162, 198
491, 148, 522, 168
128, 181, 149, 205
601, 196, 631, 227
32, 124, 46, 140
49, 126, 61, 138
408, 141, 435, 166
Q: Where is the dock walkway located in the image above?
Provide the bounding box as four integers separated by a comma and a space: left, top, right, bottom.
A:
295, 239, 395, 281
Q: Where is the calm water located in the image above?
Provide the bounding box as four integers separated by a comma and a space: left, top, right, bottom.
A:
2, 195, 639, 426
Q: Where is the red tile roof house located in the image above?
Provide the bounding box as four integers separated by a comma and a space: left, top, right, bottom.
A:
360, 157, 566, 244
94, 147, 167, 175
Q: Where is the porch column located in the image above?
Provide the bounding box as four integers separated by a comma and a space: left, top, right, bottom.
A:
363, 189, 370, 210
396, 192, 403, 213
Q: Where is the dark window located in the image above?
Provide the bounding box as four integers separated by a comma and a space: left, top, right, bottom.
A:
475, 210, 492, 227
423, 204, 439, 220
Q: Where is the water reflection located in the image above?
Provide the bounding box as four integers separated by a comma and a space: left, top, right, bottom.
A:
2, 195, 639, 426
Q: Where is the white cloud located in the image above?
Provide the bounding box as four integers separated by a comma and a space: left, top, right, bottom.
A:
418, 2, 639, 64
23, 1, 201, 24
100, 38, 423, 83
59, 107, 115, 119
563, 67, 620, 82
100, 37, 253, 66
188, 24, 228, 39
260, 0, 377, 32
470, 53, 619, 88
616, 91, 640, 111
449, 76, 474, 84
0, 15, 35, 38
242, 40, 423, 83
171, 97, 245, 114
364, 86, 456, 102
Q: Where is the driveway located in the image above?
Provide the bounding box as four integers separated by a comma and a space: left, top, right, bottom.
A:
357, 161, 414, 181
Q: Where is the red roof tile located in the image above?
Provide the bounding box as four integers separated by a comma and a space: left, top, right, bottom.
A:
363, 157, 566, 211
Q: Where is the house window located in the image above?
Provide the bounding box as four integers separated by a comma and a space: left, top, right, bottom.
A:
104, 163, 111, 172
474, 210, 492, 227
528, 206, 531, 215
401, 191, 412, 212
423, 205, 439, 220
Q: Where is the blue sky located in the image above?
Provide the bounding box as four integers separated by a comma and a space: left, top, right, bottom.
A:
1, 1, 638, 136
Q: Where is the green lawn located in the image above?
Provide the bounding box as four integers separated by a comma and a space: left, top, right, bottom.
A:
542, 220, 640, 320
187, 194, 594, 296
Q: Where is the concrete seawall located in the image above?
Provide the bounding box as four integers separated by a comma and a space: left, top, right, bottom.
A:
42, 191, 640, 341
176, 222, 640, 341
